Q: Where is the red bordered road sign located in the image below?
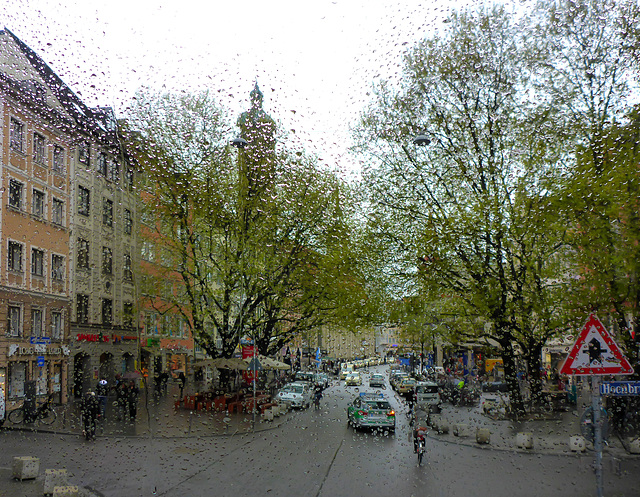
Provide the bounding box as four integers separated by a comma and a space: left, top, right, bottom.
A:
560, 314, 634, 376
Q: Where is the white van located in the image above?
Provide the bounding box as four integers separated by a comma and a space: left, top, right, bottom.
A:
339, 363, 354, 380
415, 381, 441, 410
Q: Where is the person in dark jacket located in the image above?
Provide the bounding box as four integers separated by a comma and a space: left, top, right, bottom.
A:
82, 391, 100, 440
96, 379, 109, 418
128, 380, 139, 420
178, 372, 186, 400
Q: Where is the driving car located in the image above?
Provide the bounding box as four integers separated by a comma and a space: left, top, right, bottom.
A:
347, 392, 396, 431
396, 377, 417, 395
339, 364, 354, 380
369, 373, 385, 388
275, 382, 313, 408
315, 373, 330, 389
345, 372, 362, 386
294, 371, 316, 385
390, 372, 409, 390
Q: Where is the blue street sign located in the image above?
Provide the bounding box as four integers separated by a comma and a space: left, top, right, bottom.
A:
30, 336, 51, 345
600, 382, 640, 396
36, 356, 45, 367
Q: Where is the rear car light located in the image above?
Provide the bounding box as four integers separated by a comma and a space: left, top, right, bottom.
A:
388, 410, 395, 417
357, 410, 368, 416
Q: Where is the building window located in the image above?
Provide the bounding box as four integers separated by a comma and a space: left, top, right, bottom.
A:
78, 186, 90, 216
32, 189, 45, 218
126, 169, 135, 191
123, 253, 133, 281
124, 209, 133, 234
103, 198, 113, 226
52, 198, 64, 225
110, 161, 120, 182
102, 246, 113, 275
8, 305, 22, 337
98, 152, 108, 177
53, 145, 65, 173
8, 241, 23, 272
34, 133, 45, 164
77, 294, 89, 324
123, 302, 134, 328
145, 312, 158, 335
9, 180, 23, 209
101, 299, 113, 325
51, 311, 63, 340
10, 118, 24, 152
141, 241, 154, 262
31, 248, 44, 277
78, 141, 90, 165
77, 238, 89, 269
52, 254, 65, 281
31, 308, 43, 337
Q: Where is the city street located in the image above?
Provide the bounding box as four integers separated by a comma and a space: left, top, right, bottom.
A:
2, 366, 639, 497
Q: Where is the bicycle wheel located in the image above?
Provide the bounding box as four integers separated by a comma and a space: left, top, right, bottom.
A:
39, 408, 56, 425
8, 408, 24, 424
417, 449, 424, 466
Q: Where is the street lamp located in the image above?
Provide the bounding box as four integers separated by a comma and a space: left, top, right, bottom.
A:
413, 134, 431, 147
231, 137, 248, 149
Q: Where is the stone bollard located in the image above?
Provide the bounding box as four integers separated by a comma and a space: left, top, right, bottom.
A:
12, 456, 39, 481
476, 428, 491, 444
628, 438, 640, 454
44, 469, 69, 494
569, 435, 586, 452
516, 432, 534, 449
262, 409, 274, 421
52, 485, 79, 497
453, 423, 469, 437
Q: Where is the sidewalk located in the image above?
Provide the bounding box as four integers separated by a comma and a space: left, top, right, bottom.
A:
5, 382, 287, 439
419, 386, 639, 459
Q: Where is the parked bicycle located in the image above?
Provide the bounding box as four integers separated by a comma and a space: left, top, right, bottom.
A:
8, 393, 56, 425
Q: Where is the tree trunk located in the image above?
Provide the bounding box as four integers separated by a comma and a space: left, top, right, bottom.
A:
500, 340, 525, 416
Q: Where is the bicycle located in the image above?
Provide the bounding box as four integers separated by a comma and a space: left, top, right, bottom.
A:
416, 436, 426, 466
8, 393, 56, 425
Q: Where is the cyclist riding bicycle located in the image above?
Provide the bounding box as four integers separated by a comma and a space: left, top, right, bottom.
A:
413, 425, 427, 453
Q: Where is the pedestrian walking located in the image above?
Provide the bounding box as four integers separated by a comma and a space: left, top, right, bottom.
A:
128, 380, 139, 420
116, 380, 128, 421
82, 391, 100, 440
96, 379, 109, 418
178, 371, 186, 400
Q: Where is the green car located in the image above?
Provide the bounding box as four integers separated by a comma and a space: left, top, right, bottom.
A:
347, 392, 396, 431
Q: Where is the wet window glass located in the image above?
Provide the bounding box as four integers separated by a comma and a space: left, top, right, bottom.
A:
1, 1, 640, 496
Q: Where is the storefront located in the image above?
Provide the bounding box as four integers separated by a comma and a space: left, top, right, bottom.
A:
70, 331, 138, 397
3, 340, 69, 408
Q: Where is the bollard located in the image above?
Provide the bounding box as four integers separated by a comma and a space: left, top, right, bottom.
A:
44, 469, 69, 494
569, 435, 586, 452
628, 438, 640, 454
476, 428, 491, 444
52, 485, 79, 497
516, 432, 534, 449
453, 423, 469, 437
12, 456, 39, 481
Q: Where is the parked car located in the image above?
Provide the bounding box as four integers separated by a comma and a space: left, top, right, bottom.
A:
396, 377, 417, 395
390, 372, 409, 390
275, 382, 313, 408
369, 373, 385, 388
347, 392, 396, 431
345, 372, 362, 386
415, 381, 441, 410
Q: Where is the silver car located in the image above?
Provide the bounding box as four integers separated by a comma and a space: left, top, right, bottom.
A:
275, 382, 313, 408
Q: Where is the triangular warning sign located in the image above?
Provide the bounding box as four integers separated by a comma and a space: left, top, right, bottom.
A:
560, 314, 634, 376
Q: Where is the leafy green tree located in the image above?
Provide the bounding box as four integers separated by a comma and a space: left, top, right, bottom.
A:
354, 7, 572, 412
530, 0, 640, 369
126, 88, 367, 360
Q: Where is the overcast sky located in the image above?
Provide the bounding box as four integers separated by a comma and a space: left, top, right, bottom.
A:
2, 0, 480, 176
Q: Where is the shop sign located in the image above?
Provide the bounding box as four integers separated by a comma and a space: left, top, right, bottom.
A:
77, 333, 110, 342
112, 334, 137, 343
146, 337, 160, 347
30, 336, 51, 345
8, 344, 64, 356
